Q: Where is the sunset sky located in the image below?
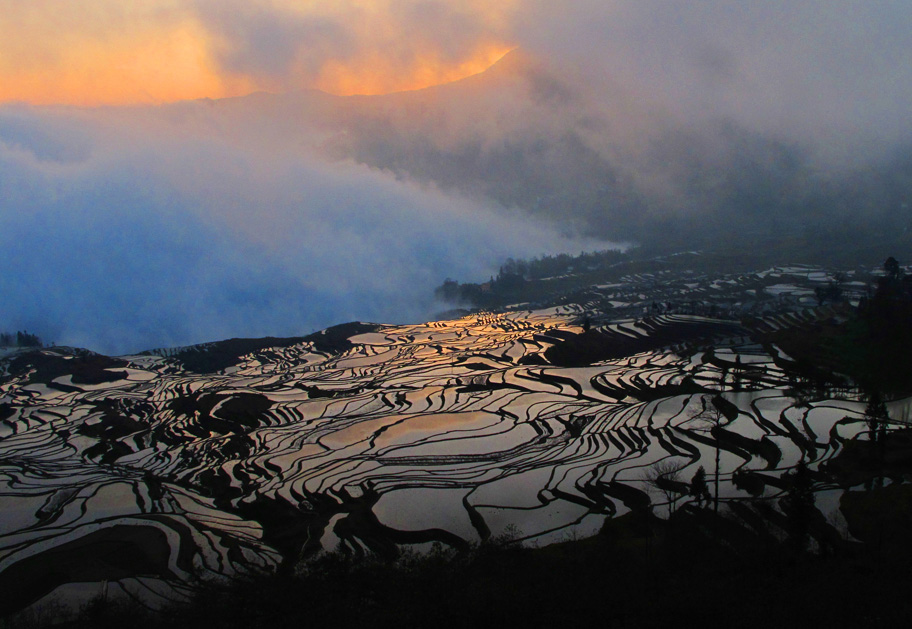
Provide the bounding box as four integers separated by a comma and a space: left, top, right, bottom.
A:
0, 0, 518, 105
3, 0, 911, 137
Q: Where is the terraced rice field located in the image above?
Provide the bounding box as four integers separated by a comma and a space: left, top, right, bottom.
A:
0, 263, 903, 613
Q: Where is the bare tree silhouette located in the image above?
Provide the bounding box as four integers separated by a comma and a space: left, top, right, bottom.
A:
643, 458, 688, 515
685, 396, 730, 515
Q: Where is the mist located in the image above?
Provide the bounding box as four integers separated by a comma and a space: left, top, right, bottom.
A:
0, 104, 599, 355
179, 0, 912, 159
514, 1, 912, 164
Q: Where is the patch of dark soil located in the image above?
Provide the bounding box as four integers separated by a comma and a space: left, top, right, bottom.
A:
197, 465, 248, 503
213, 393, 273, 429
166, 337, 308, 374
545, 317, 746, 366
165, 322, 380, 374
83, 439, 135, 464
302, 322, 381, 354
6, 349, 128, 388
168, 392, 272, 436
78, 399, 151, 440
235, 493, 346, 570
296, 384, 365, 398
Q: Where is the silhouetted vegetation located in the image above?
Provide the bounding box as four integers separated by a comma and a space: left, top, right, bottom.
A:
158, 323, 380, 373
851, 257, 912, 390
757, 256, 912, 395
644, 459, 688, 515
0, 331, 42, 348
5, 349, 127, 391
685, 396, 732, 515
689, 466, 711, 507
814, 272, 845, 305
435, 249, 630, 309
779, 460, 816, 555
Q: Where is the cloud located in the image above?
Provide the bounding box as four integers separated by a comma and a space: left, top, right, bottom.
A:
0, 1, 241, 105
186, 0, 912, 159
189, 0, 517, 95
512, 0, 912, 156
0, 105, 598, 354
5, 0, 910, 152
0, 1, 517, 104
190, 1, 353, 82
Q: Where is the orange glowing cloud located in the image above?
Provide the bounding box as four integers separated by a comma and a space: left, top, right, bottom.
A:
0, 1, 244, 105
0, 20, 251, 106
0, 1, 520, 106
313, 44, 516, 96
297, 0, 520, 94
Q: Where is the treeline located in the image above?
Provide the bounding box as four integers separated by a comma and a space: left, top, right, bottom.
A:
435, 249, 628, 307
850, 256, 912, 390
767, 256, 912, 395
498, 249, 628, 281
0, 330, 42, 348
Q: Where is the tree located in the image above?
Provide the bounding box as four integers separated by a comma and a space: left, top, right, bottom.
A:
814, 278, 843, 306
644, 458, 688, 515
685, 396, 731, 514
780, 460, 816, 555
864, 389, 890, 444
1, 330, 42, 348
434, 279, 461, 303
16, 331, 41, 347
689, 466, 711, 507
884, 256, 901, 281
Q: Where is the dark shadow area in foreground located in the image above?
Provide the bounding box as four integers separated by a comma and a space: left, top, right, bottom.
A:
27, 423, 912, 629
32, 503, 912, 629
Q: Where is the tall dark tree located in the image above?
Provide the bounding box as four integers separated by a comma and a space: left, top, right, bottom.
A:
686, 396, 729, 514
864, 390, 890, 443
435, 279, 461, 303
884, 256, 901, 280
689, 466, 711, 507
814, 277, 843, 306
2, 330, 42, 348
780, 460, 816, 555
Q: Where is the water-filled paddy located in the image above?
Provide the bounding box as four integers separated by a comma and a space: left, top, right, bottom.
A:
0, 265, 903, 613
